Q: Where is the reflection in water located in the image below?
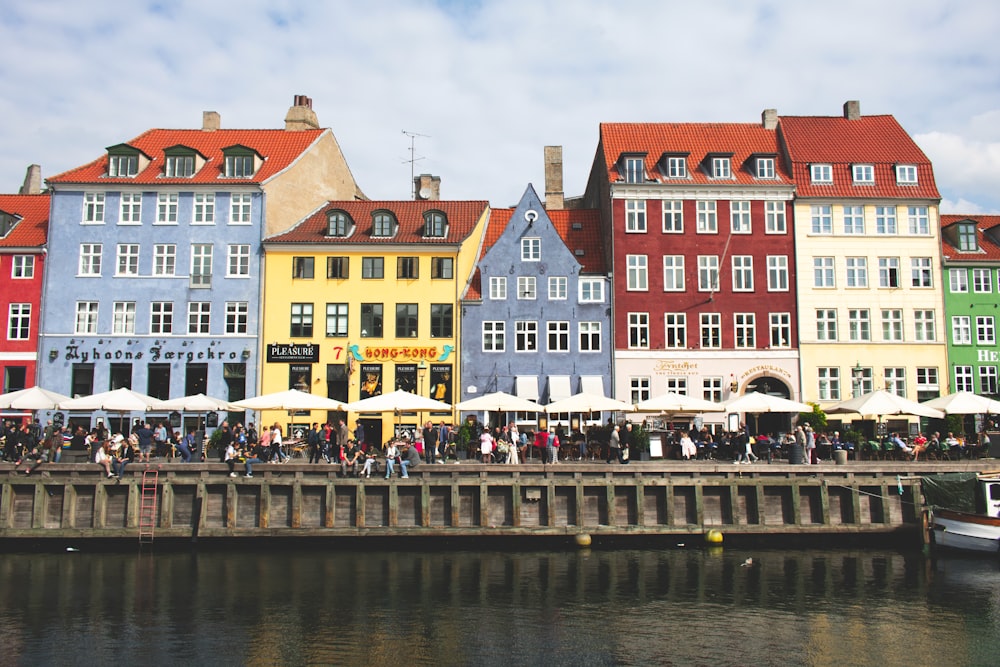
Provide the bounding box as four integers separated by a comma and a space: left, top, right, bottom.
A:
0, 546, 997, 666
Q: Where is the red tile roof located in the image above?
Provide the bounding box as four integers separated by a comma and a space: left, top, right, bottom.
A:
597, 123, 792, 186
941, 214, 1000, 262
0, 194, 49, 248
47, 128, 326, 185
266, 200, 489, 244
779, 115, 940, 199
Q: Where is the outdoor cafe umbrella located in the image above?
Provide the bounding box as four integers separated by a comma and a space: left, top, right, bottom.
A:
231, 389, 348, 412
59, 388, 170, 435
346, 389, 452, 414
455, 391, 544, 413
544, 392, 633, 414
920, 391, 1000, 415
724, 391, 812, 435
827, 390, 944, 420
0, 386, 71, 411
634, 391, 724, 414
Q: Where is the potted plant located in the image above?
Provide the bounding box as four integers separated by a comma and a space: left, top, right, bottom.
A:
630, 422, 651, 461
455, 420, 477, 460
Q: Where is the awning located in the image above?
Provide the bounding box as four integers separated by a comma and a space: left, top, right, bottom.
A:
547, 375, 572, 403
580, 375, 605, 396
515, 375, 539, 401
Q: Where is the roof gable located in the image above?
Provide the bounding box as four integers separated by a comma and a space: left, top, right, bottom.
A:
0, 194, 50, 248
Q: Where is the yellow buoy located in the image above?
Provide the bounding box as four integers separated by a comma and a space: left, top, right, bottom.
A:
705, 529, 724, 544
575, 533, 592, 548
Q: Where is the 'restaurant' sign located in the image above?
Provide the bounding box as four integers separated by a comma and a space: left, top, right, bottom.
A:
267, 343, 319, 363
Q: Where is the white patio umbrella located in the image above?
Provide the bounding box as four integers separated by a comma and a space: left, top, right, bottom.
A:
634, 392, 724, 414
920, 391, 1000, 415
160, 393, 237, 412
828, 390, 944, 419
724, 392, 812, 414
544, 392, 634, 414
456, 391, 544, 413
0, 386, 72, 411
59, 387, 169, 412
346, 389, 452, 413
232, 389, 348, 412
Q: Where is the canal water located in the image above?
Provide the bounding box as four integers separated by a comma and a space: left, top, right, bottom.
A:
0, 543, 997, 666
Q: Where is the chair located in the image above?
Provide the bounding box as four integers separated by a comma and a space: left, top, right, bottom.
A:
865, 440, 883, 461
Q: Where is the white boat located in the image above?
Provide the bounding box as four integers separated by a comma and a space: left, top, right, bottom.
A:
924, 473, 1000, 554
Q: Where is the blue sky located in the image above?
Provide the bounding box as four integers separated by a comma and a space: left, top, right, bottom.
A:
2, 0, 999, 212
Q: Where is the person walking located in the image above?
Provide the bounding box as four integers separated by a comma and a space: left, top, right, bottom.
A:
607, 424, 625, 464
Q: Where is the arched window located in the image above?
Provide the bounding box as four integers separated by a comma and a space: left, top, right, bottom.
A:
424, 211, 447, 237
327, 211, 351, 237
373, 211, 396, 237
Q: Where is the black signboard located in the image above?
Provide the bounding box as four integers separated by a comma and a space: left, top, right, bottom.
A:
267, 343, 319, 363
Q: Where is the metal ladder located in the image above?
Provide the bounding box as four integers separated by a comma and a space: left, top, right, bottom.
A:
138, 468, 159, 545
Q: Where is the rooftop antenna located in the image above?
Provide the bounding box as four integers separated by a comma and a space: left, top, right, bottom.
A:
402, 130, 430, 199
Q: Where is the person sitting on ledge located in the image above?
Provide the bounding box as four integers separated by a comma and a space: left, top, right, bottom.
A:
341, 440, 362, 477
94, 441, 114, 478
400, 440, 420, 479
384, 440, 400, 479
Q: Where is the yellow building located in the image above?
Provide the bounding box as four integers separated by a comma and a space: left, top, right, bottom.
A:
780, 102, 946, 430
260, 199, 490, 445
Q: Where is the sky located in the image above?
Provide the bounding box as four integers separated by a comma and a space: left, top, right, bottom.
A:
2, 0, 1000, 212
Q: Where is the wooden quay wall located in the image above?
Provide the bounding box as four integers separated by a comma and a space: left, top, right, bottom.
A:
1, 461, 995, 543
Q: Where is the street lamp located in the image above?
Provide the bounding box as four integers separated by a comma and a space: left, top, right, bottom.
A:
852, 362, 863, 398
417, 359, 428, 396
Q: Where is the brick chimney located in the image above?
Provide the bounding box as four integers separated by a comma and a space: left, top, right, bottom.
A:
19, 164, 42, 195
761, 108, 778, 130
202, 111, 221, 131
843, 100, 861, 120
285, 94, 319, 131
544, 146, 564, 210
414, 174, 441, 201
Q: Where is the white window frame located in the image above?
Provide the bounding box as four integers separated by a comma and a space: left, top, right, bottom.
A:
663, 256, 685, 291
75, 302, 98, 334
578, 279, 604, 303
193, 193, 215, 225
700, 313, 721, 349
770, 313, 791, 348
882, 309, 904, 342
914, 310, 936, 342
756, 157, 775, 179
630, 376, 651, 404
489, 277, 507, 300
190, 244, 213, 288
79, 244, 102, 277
810, 164, 832, 183
666, 156, 687, 178
153, 244, 176, 277
7, 303, 30, 341
848, 309, 871, 341
813, 257, 835, 288
230, 193, 252, 224
852, 164, 874, 184
515, 320, 538, 352
955, 365, 974, 392
11, 255, 34, 279
973, 268, 992, 293
227, 244, 251, 277
952, 316, 972, 345
517, 276, 536, 300
547, 321, 570, 353
818, 367, 841, 401
662, 200, 683, 233
907, 206, 929, 235
711, 157, 731, 179
521, 237, 541, 261
627, 255, 648, 291
816, 309, 838, 341
119, 192, 141, 225
664, 313, 687, 349
949, 269, 968, 293
875, 206, 897, 234
225, 302, 248, 334
83, 193, 105, 224
483, 321, 505, 352
623, 157, 644, 184
579, 321, 601, 352
156, 193, 178, 224
765, 201, 786, 233
548, 276, 568, 300
697, 255, 719, 292
977, 315, 995, 346
884, 367, 906, 396
811, 205, 832, 234
696, 201, 717, 233
628, 312, 649, 349
116, 244, 140, 276
911, 257, 933, 288
896, 164, 918, 184
188, 302, 211, 335
732, 256, 754, 292
845, 257, 868, 288
843, 205, 865, 234
734, 312, 756, 349
113, 301, 136, 335
625, 199, 647, 233
150, 301, 173, 335
730, 201, 751, 233
878, 257, 900, 288
767, 256, 789, 291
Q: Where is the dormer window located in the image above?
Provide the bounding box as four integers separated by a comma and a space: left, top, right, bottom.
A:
424, 211, 447, 237
755, 157, 775, 179
711, 157, 732, 179
0, 210, 19, 237
957, 223, 978, 252
896, 164, 918, 185
108, 153, 138, 178
623, 156, 645, 184
810, 164, 832, 184
664, 155, 688, 178
372, 211, 397, 237
852, 164, 874, 184
326, 210, 352, 237
163, 147, 197, 178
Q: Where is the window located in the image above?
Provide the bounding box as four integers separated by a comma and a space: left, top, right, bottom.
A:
224, 153, 255, 178
225, 302, 248, 334
767, 256, 788, 291
907, 206, 929, 234
813, 257, 835, 288
663, 256, 685, 291
665, 377, 687, 395
848, 309, 870, 341
489, 277, 507, 300
327, 257, 349, 279
190, 244, 212, 287
875, 206, 896, 234
548, 276, 567, 300
517, 276, 537, 299
765, 201, 786, 233
79, 244, 102, 276
108, 153, 138, 178
950, 269, 968, 293
521, 238, 541, 261
628, 313, 649, 349
579, 322, 601, 352
732, 256, 754, 291
75, 302, 98, 334
623, 156, 644, 183
665, 313, 686, 348
150, 302, 173, 335
842, 257, 867, 288
11, 255, 33, 279
431, 304, 453, 338
884, 367, 906, 396
882, 309, 903, 341
980, 367, 999, 395
627, 255, 648, 291
734, 313, 756, 349
431, 257, 453, 279
914, 310, 936, 342
703, 377, 723, 403
515, 321, 538, 352
151, 244, 175, 276
977, 316, 996, 345
697, 256, 719, 291
579, 279, 604, 303
711, 157, 731, 178
83, 193, 105, 223
290, 303, 313, 337
361, 304, 383, 337
327, 211, 350, 237
119, 193, 141, 224
700, 313, 721, 348
547, 321, 570, 352
157, 193, 178, 223
193, 193, 215, 224
911, 257, 932, 287
227, 245, 250, 277
843, 205, 865, 234
810, 164, 832, 183
662, 200, 683, 232
957, 223, 978, 251
396, 304, 418, 338
373, 212, 395, 237
625, 200, 646, 233
770, 313, 791, 348
852, 164, 874, 184
730, 201, 751, 233
896, 164, 918, 184
818, 368, 841, 400
424, 212, 447, 237
483, 321, 505, 352
7, 304, 29, 340
230, 193, 252, 224
696, 201, 717, 233
113, 301, 136, 334
165, 153, 194, 177
293, 257, 315, 279
878, 257, 899, 288
326, 303, 348, 337
973, 268, 992, 293
756, 157, 775, 179
116, 244, 140, 276
397, 257, 418, 279
630, 377, 651, 403
952, 316, 972, 345
811, 205, 832, 234
361, 257, 384, 279
916, 367, 939, 392
665, 156, 687, 178
188, 302, 211, 335
955, 366, 974, 392
816, 309, 837, 341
